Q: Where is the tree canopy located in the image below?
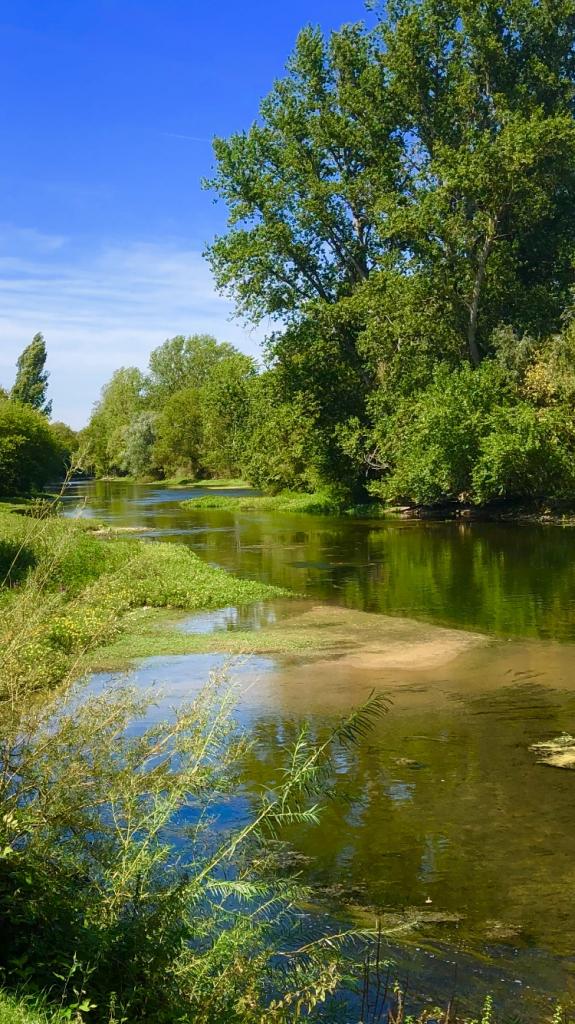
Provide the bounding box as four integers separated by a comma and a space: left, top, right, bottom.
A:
10, 333, 52, 416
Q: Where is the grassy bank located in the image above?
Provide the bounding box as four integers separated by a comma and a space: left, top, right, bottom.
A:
1, 504, 389, 1023
181, 489, 575, 524
0, 506, 288, 690
181, 490, 358, 515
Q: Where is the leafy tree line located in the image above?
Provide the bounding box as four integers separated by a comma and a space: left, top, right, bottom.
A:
81, 334, 259, 480
0, 334, 78, 496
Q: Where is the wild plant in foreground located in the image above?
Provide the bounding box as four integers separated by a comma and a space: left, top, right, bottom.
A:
0, 505, 389, 1022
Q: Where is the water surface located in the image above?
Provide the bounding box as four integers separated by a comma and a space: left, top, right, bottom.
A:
64, 480, 575, 1011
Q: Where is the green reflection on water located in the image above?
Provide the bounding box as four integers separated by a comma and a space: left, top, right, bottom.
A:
65, 479, 575, 640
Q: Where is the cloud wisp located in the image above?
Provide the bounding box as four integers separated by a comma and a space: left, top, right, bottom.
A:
0, 232, 263, 427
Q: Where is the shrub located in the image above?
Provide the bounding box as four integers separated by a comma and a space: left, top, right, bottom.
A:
378, 363, 511, 505
472, 405, 575, 503
0, 401, 62, 496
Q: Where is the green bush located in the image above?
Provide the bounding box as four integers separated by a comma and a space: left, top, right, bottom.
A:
472, 405, 575, 503
377, 363, 510, 505
375, 362, 575, 506
0, 401, 62, 496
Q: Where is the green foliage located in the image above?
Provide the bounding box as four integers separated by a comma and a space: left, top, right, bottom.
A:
147, 333, 240, 404
48, 422, 78, 475
0, 400, 62, 496
118, 411, 158, 478
0, 509, 288, 691
153, 386, 203, 478
10, 334, 52, 416
0, 991, 69, 1024
240, 373, 320, 493
200, 352, 257, 476
368, 360, 575, 506
203, 0, 575, 501
472, 405, 575, 504
81, 368, 147, 477
183, 491, 343, 515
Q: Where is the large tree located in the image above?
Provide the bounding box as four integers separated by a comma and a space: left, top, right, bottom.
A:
207, 2, 575, 492
376, 0, 575, 366
82, 367, 147, 476
11, 333, 52, 416
146, 334, 241, 405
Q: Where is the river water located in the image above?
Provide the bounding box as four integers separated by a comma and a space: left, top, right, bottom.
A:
63, 479, 575, 1013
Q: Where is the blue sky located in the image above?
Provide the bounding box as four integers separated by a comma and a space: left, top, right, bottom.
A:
0, 0, 372, 427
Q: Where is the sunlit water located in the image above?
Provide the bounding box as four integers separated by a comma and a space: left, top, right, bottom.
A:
63, 480, 575, 1012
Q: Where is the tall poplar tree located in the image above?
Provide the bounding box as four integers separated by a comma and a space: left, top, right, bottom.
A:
11, 333, 52, 416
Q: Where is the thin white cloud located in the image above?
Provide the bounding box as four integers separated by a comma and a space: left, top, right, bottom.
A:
0, 237, 264, 427
161, 132, 212, 143
0, 223, 67, 253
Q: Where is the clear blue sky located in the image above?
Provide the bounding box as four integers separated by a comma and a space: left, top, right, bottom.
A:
0, 0, 372, 426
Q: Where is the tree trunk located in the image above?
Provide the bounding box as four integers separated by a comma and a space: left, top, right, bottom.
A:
467, 218, 497, 367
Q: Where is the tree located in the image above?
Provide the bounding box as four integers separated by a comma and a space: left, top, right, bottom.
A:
146, 334, 241, 405
0, 399, 61, 495
82, 367, 147, 476
11, 333, 52, 416
206, 26, 402, 488
49, 421, 79, 475
200, 353, 257, 476
153, 387, 204, 479
376, 0, 575, 366
207, 4, 575, 494
119, 411, 158, 479
241, 371, 321, 492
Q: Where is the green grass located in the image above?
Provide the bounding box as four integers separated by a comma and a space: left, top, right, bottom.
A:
0, 508, 289, 689
0, 992, 67, 1024
181, 490, 344, 514
181, 490, 394, 518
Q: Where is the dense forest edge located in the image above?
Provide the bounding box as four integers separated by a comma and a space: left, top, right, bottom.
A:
3, 0, 575, 1019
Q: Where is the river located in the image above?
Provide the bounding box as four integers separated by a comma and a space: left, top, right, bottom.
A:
62, 479, 575, 1014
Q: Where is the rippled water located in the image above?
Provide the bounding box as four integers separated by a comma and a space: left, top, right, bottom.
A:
64, 480, 575, 1012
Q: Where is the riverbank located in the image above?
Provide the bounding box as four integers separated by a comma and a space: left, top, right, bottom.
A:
182, 490, 575, 524
0, 506, 288, 689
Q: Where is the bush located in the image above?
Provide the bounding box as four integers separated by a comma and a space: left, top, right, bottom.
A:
0, 401, 62, 496
377, 363, 510, 505
374, 361, 575, 506
472, 405, 575, 503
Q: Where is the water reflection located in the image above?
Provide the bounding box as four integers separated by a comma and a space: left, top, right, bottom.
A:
63, 480, 575, 639
66, 480, 575, 1006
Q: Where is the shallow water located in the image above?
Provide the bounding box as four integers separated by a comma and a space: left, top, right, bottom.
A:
64, 480, 575, 1010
